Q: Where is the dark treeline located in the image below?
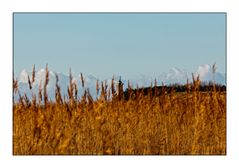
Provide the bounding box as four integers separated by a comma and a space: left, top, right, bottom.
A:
123, 83, 226, 100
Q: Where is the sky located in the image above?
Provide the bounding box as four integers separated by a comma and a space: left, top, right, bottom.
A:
14, 13, 226, 79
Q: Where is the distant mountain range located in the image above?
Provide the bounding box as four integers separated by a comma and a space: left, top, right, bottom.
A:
14, 64, 226, 101
158, 64, 225, 85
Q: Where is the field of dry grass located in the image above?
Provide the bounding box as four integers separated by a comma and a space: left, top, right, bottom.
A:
13, 65, 226, 155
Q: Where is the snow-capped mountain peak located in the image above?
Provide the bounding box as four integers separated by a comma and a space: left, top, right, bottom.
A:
169, 67, 183, 75
194, 64, 225, 84
19, 69, 29, 83
196, 64, 211, 78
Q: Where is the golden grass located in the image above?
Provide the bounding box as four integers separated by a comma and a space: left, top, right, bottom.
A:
13, 66, 226, 155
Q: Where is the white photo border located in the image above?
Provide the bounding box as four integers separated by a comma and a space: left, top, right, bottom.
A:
1, 0, 239, 168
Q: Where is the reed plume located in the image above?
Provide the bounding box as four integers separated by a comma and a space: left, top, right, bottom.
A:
43, 64, 49, 105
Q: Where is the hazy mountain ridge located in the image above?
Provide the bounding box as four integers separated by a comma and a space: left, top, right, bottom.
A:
14, 64, 226, 101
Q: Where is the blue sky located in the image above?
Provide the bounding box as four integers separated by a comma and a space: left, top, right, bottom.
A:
14, 13, 226, 79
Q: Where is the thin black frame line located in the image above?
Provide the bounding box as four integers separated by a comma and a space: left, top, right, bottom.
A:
13, 12, 226, 14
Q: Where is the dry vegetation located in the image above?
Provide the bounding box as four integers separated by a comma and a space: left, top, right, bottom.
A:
13, 65, 226, 155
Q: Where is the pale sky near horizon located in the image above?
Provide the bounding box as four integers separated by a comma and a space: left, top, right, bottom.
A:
14, 13, 226, 79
